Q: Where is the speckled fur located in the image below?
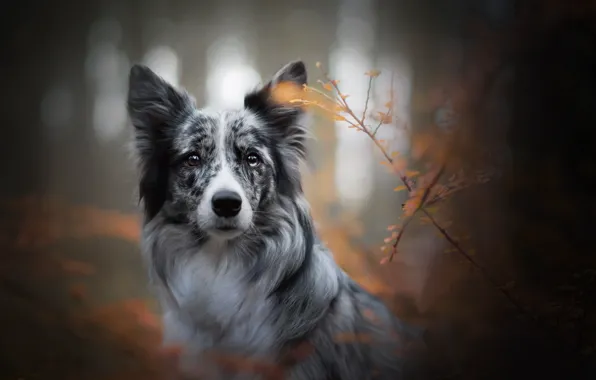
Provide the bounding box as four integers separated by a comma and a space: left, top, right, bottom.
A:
127, 61, 423, 380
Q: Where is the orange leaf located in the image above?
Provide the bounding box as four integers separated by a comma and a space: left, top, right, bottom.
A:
405, 170, 420, 177
403, 195, 422, 217
365, 69, 381, 77
392, 158, 407, 173
377, 112, 393, 124
393, 185, 407, 192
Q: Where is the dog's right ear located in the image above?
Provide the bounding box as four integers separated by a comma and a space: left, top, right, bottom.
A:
127, 65, 194, 220
127, 64, 194, 154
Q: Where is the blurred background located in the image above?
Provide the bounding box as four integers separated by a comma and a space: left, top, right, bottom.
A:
1, 0, 596, 379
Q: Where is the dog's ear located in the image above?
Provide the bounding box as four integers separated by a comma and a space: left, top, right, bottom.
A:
244, 61, 310, 196
244, 60, 309, 158
270, 60, 307, 88
127, 64, 194, 155
127, 65, 194, 220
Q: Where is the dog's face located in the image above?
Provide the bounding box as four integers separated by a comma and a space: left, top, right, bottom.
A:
127, 61, 308, 241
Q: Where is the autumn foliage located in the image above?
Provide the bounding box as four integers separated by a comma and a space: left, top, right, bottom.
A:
272, 63, 492, 265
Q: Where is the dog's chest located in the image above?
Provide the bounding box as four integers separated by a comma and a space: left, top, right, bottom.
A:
164, 250, 277, 353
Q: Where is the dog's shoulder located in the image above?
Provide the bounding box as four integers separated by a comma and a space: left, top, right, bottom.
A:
287, 275, 421, 380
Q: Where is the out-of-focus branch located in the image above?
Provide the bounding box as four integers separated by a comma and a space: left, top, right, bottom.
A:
308, 64, 533, 322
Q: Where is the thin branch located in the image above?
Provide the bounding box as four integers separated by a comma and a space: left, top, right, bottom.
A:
422, 213, 531, 318
315, 64, 535, 322
387, 162, 446, 262
373, 71, 395, 137
361, 76, 374, 126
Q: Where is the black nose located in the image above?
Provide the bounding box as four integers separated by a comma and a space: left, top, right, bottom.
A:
211, 190, 242, 217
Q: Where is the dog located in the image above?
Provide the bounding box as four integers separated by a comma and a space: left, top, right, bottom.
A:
127, 60, 424, 379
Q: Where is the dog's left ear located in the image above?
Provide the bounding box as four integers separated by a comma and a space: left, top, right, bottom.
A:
244, 60, 309, 158
269, 60, 307, 88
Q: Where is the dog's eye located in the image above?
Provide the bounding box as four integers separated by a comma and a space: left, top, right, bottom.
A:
185, 154, 200, 167
246, 153, 261, 167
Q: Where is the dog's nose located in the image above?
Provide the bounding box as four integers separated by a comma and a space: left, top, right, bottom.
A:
211, 190, 242, 217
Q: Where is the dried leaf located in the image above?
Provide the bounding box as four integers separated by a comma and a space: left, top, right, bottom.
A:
393, 185, 407, 192
392, 158, 408, 173
365, 69, 381, 77
376, 112, 393, 124
403, 195, 423, 217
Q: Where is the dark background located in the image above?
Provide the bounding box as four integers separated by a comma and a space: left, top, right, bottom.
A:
1, 0, 596, 379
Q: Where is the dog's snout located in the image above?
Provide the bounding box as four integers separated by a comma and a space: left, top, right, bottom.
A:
211, 190, 242, 217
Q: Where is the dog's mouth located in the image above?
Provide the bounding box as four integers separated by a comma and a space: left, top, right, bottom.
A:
207, 222, 245, 240
216, 226, 236, 231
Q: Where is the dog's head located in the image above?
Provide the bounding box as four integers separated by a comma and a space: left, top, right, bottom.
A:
127, 60, 309, 241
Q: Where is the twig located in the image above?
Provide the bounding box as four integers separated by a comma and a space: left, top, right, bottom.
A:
315, 64, 533, 321
362, 76, 374, 126
373, 71, 395, 137
387, 162, 446, 262
423, 213, 530, 317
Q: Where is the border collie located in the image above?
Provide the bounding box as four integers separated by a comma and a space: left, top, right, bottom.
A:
127, 60, 423, 379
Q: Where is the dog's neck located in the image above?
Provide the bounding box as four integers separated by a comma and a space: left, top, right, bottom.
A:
141, 197, 340, 351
